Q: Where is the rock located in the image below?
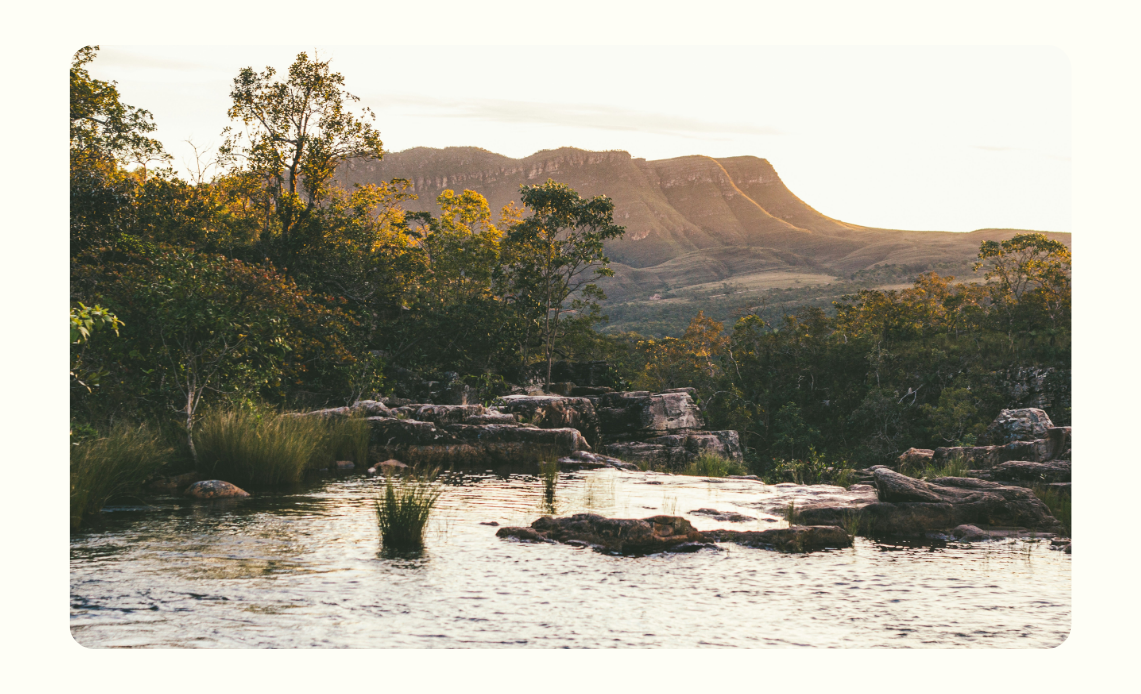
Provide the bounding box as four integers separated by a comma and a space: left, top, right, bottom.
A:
480, 521, 499, 526
572, 386, 613, 397
557, 450, 639, 471
497, 513, 705, 554
951, 524, 991, 541
796, 469, 1062, 536
990, 459, 1071, 483
690, 508, 756, 522
595, 390, 705, 442
368, 417, 591, 467
603, 430, 743, 471
494, 395, 602, 445
1046, 426, 1071, 460
145, 471, 200, 493
897, 448, 934, 469
495, 513, 850, 554
932, 438, 1052, 468
366, 459, 411, 476
391, 404, 487, 425
704, 526, 853, 552
184, 480, 250, 499
333, 460, 355, 471
980, 408, 1054, 446
296, 399, 392, 419
464, 412, 518, 425
547, 382, 576, 396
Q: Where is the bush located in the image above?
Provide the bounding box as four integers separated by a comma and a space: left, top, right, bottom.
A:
71, 423, 171, 529
375, 468, 443, 551
681, 452, 748, 478
194, 409, 329, 488
767, 447, 829, 484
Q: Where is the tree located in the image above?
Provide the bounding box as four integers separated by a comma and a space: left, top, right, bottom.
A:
975, 233, 1071, 331
70, 303, 123, 393
502, 180, 625, 388
220, 52, 384, 263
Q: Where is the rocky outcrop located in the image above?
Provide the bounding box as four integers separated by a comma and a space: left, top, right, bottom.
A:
594, 389, 705, 442
796, 469, 1061, 536
989, 459, 1071, 483
494, 395, 602, 445
932, 439, 1052, 468
184, 480, 250, 499
980, 408, 1054, 446
297, 399, 392, 419
603, 430, 743, 470
368, 417, 591, 466
495, 513, 851, 554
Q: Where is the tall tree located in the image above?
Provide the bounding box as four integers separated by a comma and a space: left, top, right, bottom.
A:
502, 180, 625, 388
220, 52, 384, 264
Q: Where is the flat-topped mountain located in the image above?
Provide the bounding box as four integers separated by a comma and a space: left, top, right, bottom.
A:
337, 147, 1070, 302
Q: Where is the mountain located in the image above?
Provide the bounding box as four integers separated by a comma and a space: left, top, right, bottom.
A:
336, 147, 1070, 303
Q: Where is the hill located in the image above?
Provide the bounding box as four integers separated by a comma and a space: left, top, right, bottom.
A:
337, 147, 1070, 332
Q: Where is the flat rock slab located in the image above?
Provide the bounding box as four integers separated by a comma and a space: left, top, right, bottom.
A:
990, 459, 1071, 482
184, 480, 249, 499
495, 513, 850, 554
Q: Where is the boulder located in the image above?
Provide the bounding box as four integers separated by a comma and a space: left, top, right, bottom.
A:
494, 395, 602, 444
594, 390, 705, 442
184, 480, 250, 499
980, 408, 1054, 446
366, 459, 408, 475
951, 524, 991, 541
497, 513, 705, 554
297, 399, 392, 419
990, 459, 1071, 483
1046, 426, 1071, 460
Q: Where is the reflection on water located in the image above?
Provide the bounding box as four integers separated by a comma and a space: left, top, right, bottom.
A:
71, 469, 1071, 648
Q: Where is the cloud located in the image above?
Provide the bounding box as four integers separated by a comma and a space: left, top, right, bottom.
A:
372, 94, 783, 139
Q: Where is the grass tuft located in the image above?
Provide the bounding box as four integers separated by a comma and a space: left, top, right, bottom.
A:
539, 456, 560, 504
783, 502, 800, 526
194, 409, 329, 488
375, 467, 443, 551
1032, 484, 1071, 538
681, 452, 748, 478
71, 423, 171, 530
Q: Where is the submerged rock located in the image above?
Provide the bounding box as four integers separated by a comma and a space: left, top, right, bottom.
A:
557, 450, 638, 470
495, 513, 850, 554
184, 480, 250, 499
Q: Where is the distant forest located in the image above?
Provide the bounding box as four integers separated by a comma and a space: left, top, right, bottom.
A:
71, 47, 1071, 474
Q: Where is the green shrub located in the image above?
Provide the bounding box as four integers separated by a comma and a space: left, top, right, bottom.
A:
681, 452, 748, 478
831, 467, 857, 489
71, 423, 171, 529
768, 447, 829, 484
375, 468, 443, 551
194, 409, 328, 488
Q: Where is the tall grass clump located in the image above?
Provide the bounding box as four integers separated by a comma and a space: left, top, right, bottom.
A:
194, 409, 327, 488
320, 415, 371, 469
831, 467, 857, 489
375, 468, 443, 551
539, 456, 560, 503
682, 452, 748, 478
71, 424, 171, 530
783, 502, 800, 526
917, 455, 971, 480
1032, 484, 1071, 537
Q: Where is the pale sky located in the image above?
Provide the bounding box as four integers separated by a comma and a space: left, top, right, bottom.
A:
89, 45, 1071, 233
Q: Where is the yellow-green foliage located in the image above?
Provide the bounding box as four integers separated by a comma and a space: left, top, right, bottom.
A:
376, 468, 443, 551
321, 415, 371, 469
71, 424, 171, 530
195, 409, 329, 488
1032, 484, 1071, 537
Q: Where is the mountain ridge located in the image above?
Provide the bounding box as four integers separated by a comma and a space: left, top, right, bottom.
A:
336, 146, 1070, 301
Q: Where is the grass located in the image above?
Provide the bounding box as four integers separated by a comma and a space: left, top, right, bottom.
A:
783, 502, 800, 526
900, 454, 970, 480
71, 423, 171, 530
831, 467, 857, 489
539, 456, 560, 505
839, 510, 872, 538
1032, 484, 1071, 538
320, 415, 371, 469
194, 409, 330, 488
375, 467, 443, 551
681, 453, 748, 478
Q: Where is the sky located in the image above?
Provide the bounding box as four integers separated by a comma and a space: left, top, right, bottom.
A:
88, 45, 1071, 233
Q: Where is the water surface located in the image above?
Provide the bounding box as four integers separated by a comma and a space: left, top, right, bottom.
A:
71, 469, 1071, 648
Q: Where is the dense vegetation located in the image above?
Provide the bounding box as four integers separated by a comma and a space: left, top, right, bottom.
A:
70, 47, 1071, 522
